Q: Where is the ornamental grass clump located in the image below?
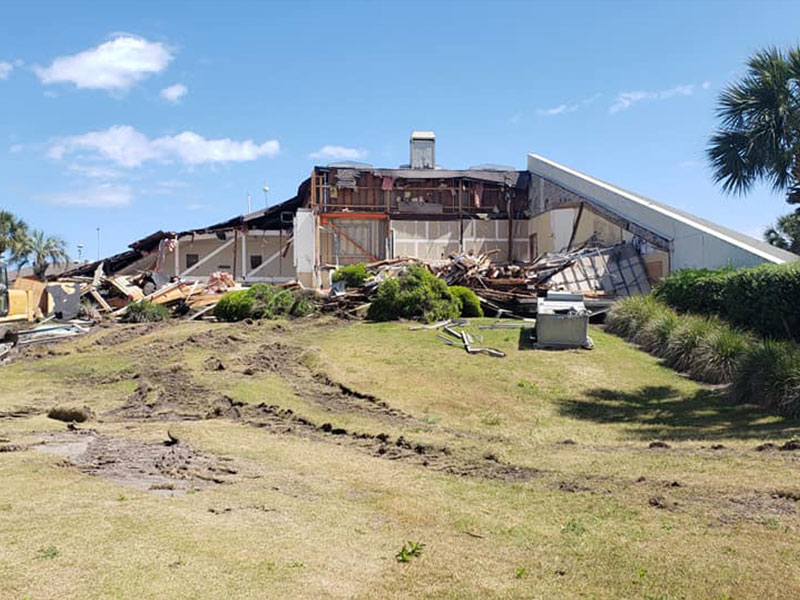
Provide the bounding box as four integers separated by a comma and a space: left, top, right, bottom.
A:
731, 341, 800, 417
606, 295, 664, 340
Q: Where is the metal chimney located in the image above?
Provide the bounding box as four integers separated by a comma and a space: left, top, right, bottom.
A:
410, 131, 435, 169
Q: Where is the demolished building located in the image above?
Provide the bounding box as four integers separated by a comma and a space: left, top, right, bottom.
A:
65, 131, 798, 295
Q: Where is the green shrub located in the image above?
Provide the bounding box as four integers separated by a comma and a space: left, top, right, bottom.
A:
691, 327, 751, 384
214, 285, 317, 322
731, 341, 800, 417
249, 284, 294, 318
122, 300, 170, 323
653, 267, 734, 315
635, 310, 681, 356
654, 263, 800, 341
449, 286, 483, 318
367, 265, 460, 323
214, 289, 254, 322
332, 263, 369, 288
663, 315, 721, 373
606, 295, 664, 340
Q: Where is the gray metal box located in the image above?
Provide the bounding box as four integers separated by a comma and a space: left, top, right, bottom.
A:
535, 292, 590, 349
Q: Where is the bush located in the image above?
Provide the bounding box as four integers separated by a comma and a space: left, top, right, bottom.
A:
367, 265, 460, 323
663, 315, 722, 373
214, 289, 254, 322
653, 267, 734, 315
635, 310, 681, 355
122, 300, 170, 323
654, 263, 800, 341
214, 285, 317, 322
690, 327, 751, 384
731, 341, 800, 417
332, 263, 369, 288
449, 286, 483, 318
606, 295, 665, 340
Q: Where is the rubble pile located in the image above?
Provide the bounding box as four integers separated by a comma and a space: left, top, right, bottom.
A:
322, 242, 652, 318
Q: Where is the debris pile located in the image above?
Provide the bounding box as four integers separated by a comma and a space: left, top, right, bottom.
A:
434, 243, 651, 313
56, 266, 245, 320
322, 242, 651, 318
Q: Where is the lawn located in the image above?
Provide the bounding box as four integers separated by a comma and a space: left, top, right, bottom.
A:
0, 317, 798, 599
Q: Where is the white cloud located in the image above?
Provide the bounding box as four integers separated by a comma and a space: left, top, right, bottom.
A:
67, 163, 124, 179
701, 81, 712, 90
9, 144, 23, 153
582, 92, 603, 105
536, 103, 578, 117
0, 61, 12, 80
309, 145, 367, 160
160, 83, 187, 103
156, 179, 189, 189
34, 35, 173, 91
610, 83, 698, 113
49, 125, 280, 167
43, 183, 132, 208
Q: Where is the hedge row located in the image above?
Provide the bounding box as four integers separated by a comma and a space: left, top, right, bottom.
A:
653, 263, 800, 341
607, 296, 800, 417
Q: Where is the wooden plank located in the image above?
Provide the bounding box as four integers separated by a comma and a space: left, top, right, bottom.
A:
89, 289, 112, 311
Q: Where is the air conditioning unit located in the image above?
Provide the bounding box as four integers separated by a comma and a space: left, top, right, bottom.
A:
535, 291, 592, 349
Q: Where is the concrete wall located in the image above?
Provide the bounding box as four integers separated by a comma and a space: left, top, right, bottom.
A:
391, 219, 531, 262
159, 231, 296, 283
528, 154, 797, 270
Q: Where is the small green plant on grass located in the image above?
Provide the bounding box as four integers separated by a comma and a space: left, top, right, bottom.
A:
561, 519, 586, 535
122, 300, 170, 323
332, 263, 369, 288
395, 540, 425, 563
37, 546, 59, 560
514, 567, 528, 579
482, 414, 503, 426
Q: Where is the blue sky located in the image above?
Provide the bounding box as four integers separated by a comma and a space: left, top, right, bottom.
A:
1, 0, 799, 259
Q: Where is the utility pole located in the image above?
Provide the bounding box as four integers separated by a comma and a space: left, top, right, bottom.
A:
263, 185, 269, 208
247, 194, 252, 214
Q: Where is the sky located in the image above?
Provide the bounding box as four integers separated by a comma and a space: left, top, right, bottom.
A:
1, 0, 799, 260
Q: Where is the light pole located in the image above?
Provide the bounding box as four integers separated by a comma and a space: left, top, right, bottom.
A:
262, 185, 269, 208
77, 244, 85, 263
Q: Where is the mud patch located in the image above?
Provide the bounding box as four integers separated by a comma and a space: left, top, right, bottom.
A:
239, 400, 539, 482
240, 342, 423, 426
35, 430, 238, 494
107, 365, 218, 421
94, 322, 167, 347
0, 407, 41, 420
0, 443, 26, 452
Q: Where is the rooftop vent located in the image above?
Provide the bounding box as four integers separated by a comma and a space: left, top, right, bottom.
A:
410, 130, 435, 169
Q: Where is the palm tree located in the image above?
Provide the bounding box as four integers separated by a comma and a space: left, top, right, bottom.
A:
764, 211, 800, 253
707, 47, 800, 205
18, 230, 70, 281
0, 210, 29, 264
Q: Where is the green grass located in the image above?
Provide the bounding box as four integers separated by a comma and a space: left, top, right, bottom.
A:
0, 318, 798, 599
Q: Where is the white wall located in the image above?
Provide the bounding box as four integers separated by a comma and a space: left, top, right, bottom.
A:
294, 208, 316, 287
528, 154, 797, 269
